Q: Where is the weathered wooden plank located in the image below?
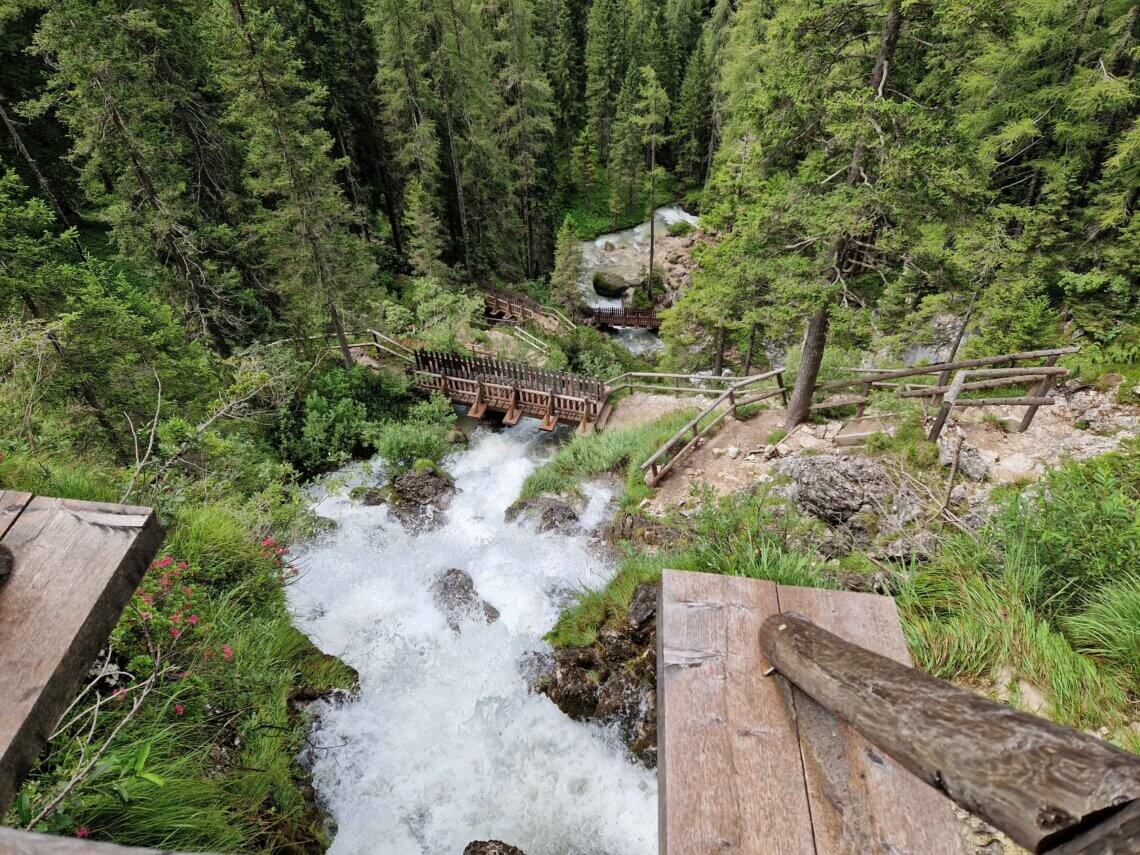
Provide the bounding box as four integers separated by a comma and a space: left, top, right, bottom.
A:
773, 586, 965, 855
762, 610, 1140, 854
0, 491, 33, 539
659, 571, 815, 855
0, 828, 200, 854
0, 497, 164, 812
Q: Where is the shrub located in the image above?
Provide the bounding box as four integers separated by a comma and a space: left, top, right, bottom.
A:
370, 394, 456, 472
667, 220, 693, 237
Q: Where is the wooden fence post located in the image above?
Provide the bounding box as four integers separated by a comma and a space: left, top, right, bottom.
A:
928, 371, 965, 441
1018, 355, 1060, 432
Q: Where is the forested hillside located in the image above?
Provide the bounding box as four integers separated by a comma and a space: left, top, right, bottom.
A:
0, 0, 1137, 850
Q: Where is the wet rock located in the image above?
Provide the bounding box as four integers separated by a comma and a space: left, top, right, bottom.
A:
505, 496, 580, 534
391, 466, 454, 505
538, 583, 660, 766
603, 241, 616, 252
604, 513, 685, 550
359, 488, 386, 506
543, 648, 601, 719
446, 427, 468, 445
627, 582, 658, 630
464, 842, 527, 855
429, 568, 500, 633
592, 271, 632, 298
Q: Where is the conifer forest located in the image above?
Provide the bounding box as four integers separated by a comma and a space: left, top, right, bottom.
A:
0, 0, 1138, 851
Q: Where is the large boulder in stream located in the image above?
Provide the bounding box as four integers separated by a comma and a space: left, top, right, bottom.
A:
430, 568, 500, 632
591, 271, 632, 299
537, 581, 659, 766
368, 465, 455, 531
464, 842, 527, 855
505, 496, 579, 534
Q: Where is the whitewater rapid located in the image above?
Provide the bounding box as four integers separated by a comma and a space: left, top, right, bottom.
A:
288, 424, 657, 854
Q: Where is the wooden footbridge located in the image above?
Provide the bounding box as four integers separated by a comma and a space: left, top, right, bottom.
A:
584, 306, 661, 330
412, 350, 610, 434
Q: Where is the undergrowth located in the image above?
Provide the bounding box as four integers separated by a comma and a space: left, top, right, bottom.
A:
519, 407, 697, 510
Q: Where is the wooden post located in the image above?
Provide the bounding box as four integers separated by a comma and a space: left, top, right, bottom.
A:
743, 323, 757, 375
760, 614, 1140, 854
1018, 355, 1060, 433
776, 371, 789, 406
927, 370, 965, 441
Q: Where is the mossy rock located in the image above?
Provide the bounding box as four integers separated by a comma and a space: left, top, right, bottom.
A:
592, 271, 631, 299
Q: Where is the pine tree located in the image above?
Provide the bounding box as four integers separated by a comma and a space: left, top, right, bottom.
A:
608, 65, 643, 226
403, 175, 450, 280
632, 65, 669, 301
212, 0, 375, 367
491, 0, 555, 278
673, 32, 714, 187
572, 128, 596, 207
584, 0, 628, 161
34, 0, 260, 349
550, 215, 582, 312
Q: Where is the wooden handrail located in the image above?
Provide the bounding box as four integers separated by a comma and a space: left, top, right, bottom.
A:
816, 346, 1078, 393
639, 368, 786, 484
760, 614, 1140, 854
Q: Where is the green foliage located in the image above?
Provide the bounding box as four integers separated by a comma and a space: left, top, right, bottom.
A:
901, 440, 1140, 731
548, 488, 827, 646
520, 407, 697, 508
275, 365, 411, 475
370, 394, 457, 471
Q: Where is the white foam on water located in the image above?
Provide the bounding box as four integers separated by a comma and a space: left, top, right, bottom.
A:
288, 424, 657, 855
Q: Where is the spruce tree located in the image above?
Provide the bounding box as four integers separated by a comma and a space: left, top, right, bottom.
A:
550, 215, 583, 313
632, 66, 669, 301
584, 0, 628, 161
212, 0, 375, 367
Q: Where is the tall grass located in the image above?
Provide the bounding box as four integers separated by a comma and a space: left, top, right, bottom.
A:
520, 408, 697, 510
548, 489, 827, 647
901, 439, 1140, 732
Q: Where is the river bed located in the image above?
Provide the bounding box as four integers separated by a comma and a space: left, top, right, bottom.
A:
578, 206, 698, 356
288, 424, 657, 854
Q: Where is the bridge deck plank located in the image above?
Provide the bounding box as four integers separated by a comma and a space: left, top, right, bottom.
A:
659, 570, 965, 855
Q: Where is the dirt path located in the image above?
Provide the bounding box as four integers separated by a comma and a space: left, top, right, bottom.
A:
607, 392, 703, 430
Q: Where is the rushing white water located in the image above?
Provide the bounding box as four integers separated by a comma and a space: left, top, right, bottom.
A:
288, 424, 657, 855
578, 206, 698, 356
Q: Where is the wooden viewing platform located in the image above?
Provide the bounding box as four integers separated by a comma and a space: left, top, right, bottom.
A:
0, 492, 163, 813
413, 350, 610, 434
585, 306, 661, 330
659, 569, 1140, 854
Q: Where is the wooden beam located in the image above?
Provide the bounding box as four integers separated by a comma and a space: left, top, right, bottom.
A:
759, 614, 1140, 853
0, 496, 164, 812
659, 572, 816, 854
0, 827, 199, 854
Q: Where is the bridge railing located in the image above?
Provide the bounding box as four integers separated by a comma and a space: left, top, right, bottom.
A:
586, 306, 660, 328
640, 368, 787, 487
413, 350, 607, 402
760, 613, 1140, 854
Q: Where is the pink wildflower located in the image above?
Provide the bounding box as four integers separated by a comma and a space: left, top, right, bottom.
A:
178, 561, 188, 570
221, 644, 234, 661
170, 628, 182, 639
182, 585, 193, 597
154, 556, 173, 569
139, 593, 154, 605
139, 611, 151, 621
261, 536, 276, 548
75, 827, 90, 839
188, 614, 199, 626
171, 612, 182, 625
174, 703, 185, 716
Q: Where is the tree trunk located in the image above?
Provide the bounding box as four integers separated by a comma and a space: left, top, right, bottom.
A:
784, 308, 828, 428
647, 143, 656, 302
327, 298, 354, 369
713, 325, 726, 375
743, 322, 757, 374
0, 99, 72, 226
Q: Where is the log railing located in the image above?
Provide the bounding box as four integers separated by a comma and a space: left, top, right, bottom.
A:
640, 368, 787, 486
760, 614, 1140, 854
812, 346, 1078, 436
